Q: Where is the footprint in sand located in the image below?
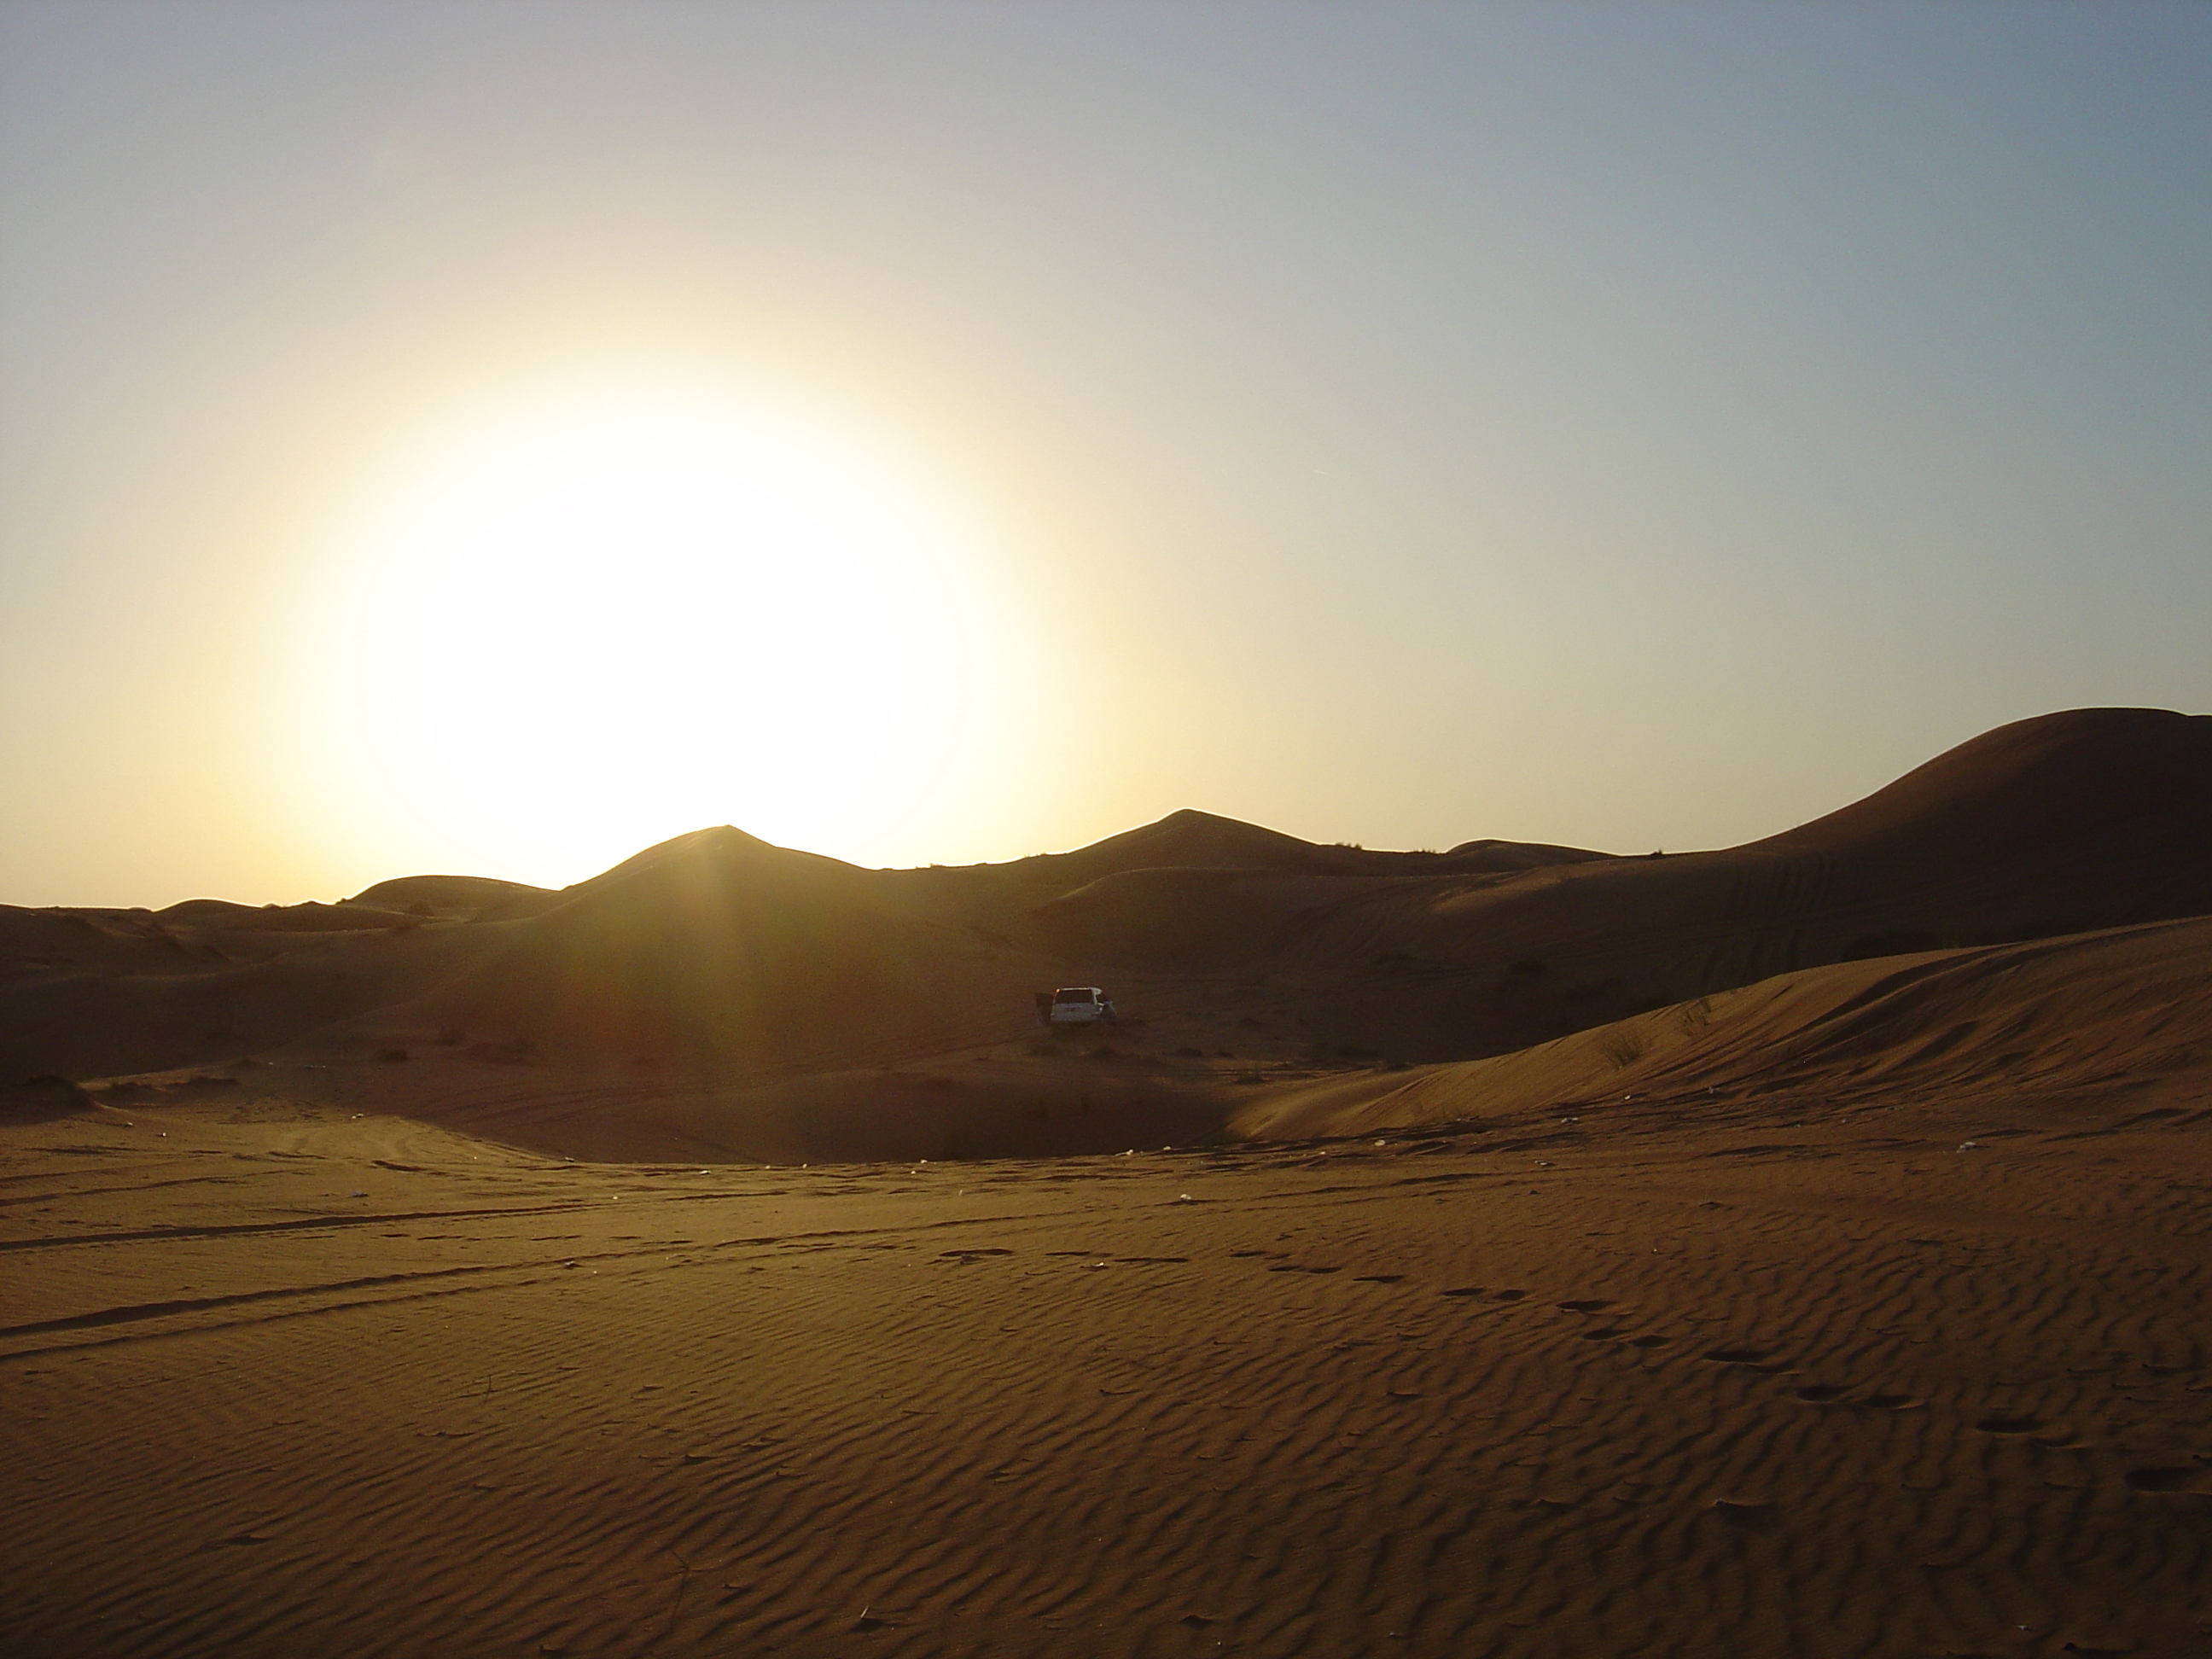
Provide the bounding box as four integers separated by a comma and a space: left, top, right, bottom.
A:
1702, 1348, 1773, 1366
1975, 1413, 2042, 1435
1626, 1335, 1673, 1349
1556, 1299, 1610, 1313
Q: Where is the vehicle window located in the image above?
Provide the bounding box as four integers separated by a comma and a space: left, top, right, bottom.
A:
1053, 990, 1094, 1004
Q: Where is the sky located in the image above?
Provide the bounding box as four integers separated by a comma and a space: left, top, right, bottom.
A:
3, 1, 2208, 906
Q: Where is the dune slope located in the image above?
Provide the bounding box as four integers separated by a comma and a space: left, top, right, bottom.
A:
1234, 911, 2212, 1142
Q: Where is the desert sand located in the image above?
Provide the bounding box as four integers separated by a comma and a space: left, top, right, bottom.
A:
4, 707, 2210, 1656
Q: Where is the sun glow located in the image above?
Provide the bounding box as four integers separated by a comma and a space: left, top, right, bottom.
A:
298, 377, 1028, 883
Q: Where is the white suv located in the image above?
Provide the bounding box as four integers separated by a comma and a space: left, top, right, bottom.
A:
1049, 987, 1117, 1025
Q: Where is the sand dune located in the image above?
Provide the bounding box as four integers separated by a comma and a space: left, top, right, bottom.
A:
4, 707, 2209, 1167
346, 826, 1044, 1075
1036, 707, 2212, 1062
344, 872, 553, 920
1235, 910, 2212, 1142
6, 706, 2212, 1656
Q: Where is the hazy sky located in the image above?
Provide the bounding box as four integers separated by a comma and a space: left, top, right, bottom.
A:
3, 2, 2208, 905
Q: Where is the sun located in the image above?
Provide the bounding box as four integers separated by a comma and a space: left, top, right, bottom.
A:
296, 376, 1024, 882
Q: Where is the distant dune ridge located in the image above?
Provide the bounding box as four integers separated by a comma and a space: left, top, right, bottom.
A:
3, 707, 2209, 1160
